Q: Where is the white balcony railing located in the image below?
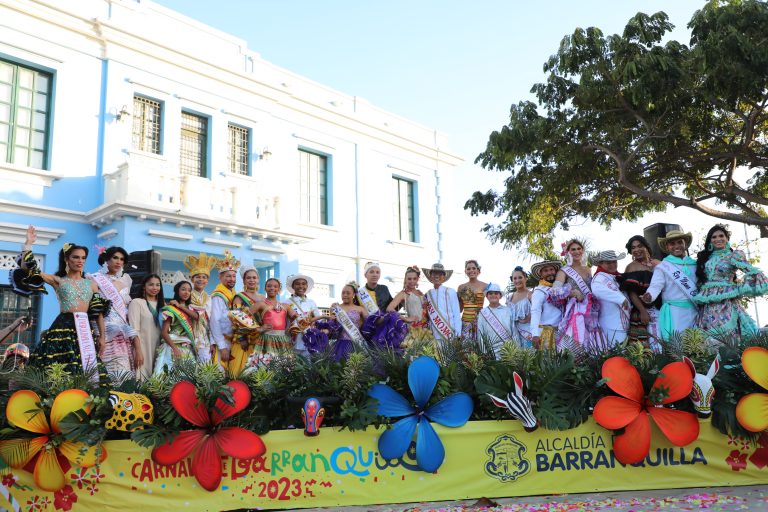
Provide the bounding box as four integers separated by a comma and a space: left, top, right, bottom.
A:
104, 159, 279, 229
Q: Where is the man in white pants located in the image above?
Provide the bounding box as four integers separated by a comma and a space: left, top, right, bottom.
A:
592, 250, 631, 346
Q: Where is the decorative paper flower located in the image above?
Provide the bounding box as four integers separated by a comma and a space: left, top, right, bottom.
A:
725, 450, 748, 472
151, 380, 265, 491
735, 346, 768, 432
368, 356, 473, 472
0, 389, 107, 492
53, 484, 77, 511
593, 357, 699, 465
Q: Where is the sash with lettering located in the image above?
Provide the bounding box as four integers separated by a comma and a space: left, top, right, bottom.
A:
73, 312, 99, 382
562, 266, 592, 297
425, 288, 455, 341
357, 286, 379, 315
290, 296, 312, 320
331, 304, 366, 347
90, 272, 127, 321
656, 260, 699, 300
479, 307, 513, 344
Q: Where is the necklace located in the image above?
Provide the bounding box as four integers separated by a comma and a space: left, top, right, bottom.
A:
266, 299, 282, 311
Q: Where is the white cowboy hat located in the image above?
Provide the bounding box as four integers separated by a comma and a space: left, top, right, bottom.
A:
593, 250, 627, 263
485, 282, 503, 294
421, 262, 453, 281
286, 273, 314, 294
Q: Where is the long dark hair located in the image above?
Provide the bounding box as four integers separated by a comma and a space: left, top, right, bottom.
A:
54, 243, 89, 277
343, 283, 361, 306
625, 235, 652, 255
172, 280, 192, 306
695, 225, 732, 285
97, 246, 129, 266
136, 273, 165, 305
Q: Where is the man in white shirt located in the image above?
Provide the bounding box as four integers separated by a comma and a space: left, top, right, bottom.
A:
422, 263, 461, 340
529, 260, 564, 350
592, 250, 631, 346
641, 230, 698, 340
286, 273, 322, 357
209, 250, 240, 364
477, 283, 515, 357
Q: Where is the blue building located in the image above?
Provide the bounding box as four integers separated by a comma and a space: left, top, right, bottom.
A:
0, 0, 462, 345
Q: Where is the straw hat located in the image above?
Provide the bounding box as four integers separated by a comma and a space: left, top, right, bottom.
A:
422, 263, 453, 281
592, 250, 627, 263
530, 260, 562, 280
286, 273, 314, 294
657, 229, 692, 252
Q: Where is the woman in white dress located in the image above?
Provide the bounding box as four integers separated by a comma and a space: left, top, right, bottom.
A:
505, 266, 532, 348
128, 273, 164, 380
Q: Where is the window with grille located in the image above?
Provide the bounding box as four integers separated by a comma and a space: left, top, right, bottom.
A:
132, 96, 162, 154
180, 112, 207, 177
0, 58, 52, 169
298, 149, 328, 225
0, 285, 39, 349
392, 177, 416, 242
228, 123, 249, 175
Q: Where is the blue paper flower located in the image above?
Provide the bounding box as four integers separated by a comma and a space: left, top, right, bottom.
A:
368, 356, 474, 472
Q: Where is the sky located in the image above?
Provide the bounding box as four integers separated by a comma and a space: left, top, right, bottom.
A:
153, 0, 767, 323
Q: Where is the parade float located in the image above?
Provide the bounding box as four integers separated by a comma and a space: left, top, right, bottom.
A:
0, 331, 767, 511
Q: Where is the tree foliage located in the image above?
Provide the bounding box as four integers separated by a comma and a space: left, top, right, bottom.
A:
467, 0, 768, 254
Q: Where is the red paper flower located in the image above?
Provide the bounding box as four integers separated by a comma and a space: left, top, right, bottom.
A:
726, 450, 748, 471
1, 474, 15, 487
151, 380, 265, 491
53, 484, 78, 511
593, 357, 700, 465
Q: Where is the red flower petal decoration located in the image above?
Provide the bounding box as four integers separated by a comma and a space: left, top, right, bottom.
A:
170, 381, 210, 427
214, 427, 265, 459
210, 381, 251, 425
648, 407, 700, 446
602, 357, 643, 403
613, 412, 651, 465
593, 396, 642, 430
152, 430, 204, 466
652, 362, 694, 404
192, 436, 221, 492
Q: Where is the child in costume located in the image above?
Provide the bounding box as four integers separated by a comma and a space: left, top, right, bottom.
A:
154, 280, 197, 374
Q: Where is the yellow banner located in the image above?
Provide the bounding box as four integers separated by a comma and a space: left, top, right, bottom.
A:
4, 419, 767, 511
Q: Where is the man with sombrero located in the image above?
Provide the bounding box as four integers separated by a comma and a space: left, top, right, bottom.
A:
592, 250, 631, 346
286, 273, 323, 357
422, 263, 461, 340
529, 260, 563, 350
642, 229, 698, 339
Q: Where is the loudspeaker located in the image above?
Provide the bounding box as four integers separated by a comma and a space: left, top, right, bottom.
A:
126, 250, 162, 298
643, 223, 682, 260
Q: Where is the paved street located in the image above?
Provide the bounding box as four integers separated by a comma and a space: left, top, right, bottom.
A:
297, 485, 768, 511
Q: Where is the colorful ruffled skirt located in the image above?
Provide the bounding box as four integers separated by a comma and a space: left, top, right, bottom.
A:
31, 312, 94, 374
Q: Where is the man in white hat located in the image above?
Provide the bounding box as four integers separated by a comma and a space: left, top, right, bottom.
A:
477, 283, 514, 357
286, 273, 323, 357
422, 263, 461, 340
641, 229, 698, 340
529, 260, 564, 350
592, 250, 631, 346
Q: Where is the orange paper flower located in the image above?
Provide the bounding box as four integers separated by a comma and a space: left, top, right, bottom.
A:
0, 389, 107, 492
736, 346, 768, 432
593, 357, 700, 464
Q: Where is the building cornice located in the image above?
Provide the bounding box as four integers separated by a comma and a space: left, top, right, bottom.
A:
0, 200, 85, 222
0, 221, 65, 245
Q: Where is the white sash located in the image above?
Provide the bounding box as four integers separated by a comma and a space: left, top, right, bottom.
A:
562, 266, 591, 296
90, 272, 127, 321
331, 304, 366, 346
479, 307, 513, 343
73, 312, 99, 382
425, 289, 454, 340
357, 286, 379, 314
657, 261, 698, 300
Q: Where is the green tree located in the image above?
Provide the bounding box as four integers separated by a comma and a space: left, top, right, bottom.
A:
467, 0, 768, 256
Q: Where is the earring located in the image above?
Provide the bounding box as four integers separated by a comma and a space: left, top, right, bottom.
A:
707, 243, 714, 251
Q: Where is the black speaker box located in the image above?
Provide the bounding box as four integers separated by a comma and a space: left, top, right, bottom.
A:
126, 250, 162, 298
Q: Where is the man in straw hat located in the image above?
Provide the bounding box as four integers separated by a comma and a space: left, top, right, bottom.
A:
422, 263, 461, 340
641, 229, 698, 339
592, 250, 631, 346
209, 250, 241, 364
529, 260, 563, 350
286, 273, 324, 357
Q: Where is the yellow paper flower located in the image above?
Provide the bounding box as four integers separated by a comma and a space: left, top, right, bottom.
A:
736, 347, 768, 432
0, 389, 107, 491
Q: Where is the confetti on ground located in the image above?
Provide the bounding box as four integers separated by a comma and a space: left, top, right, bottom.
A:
375, 487, 768, 512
